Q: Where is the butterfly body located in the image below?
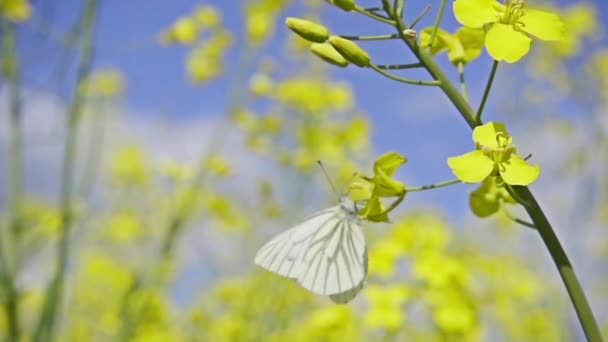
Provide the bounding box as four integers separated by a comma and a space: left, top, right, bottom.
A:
255, 196, 367, 303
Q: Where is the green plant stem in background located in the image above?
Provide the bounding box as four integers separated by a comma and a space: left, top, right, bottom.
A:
375, 62, 423, 70
476, 60, 498, 124
33, 1, 99, 341
340, 33, 399, 41
354, 5, 395, 25
383, 7, 602, 341
393, 0, 404, 19
1, 18, 23, 342
78, 100, 108, 198
457, 62, 469, 102
370, 64, 440, 86
501, 207, 537, 230
408, 5, 431, 29
406, 179, 461, 192
427, 0, 446, 49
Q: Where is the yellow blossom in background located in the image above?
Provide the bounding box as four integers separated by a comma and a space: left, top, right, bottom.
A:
426, 287, 478, 335
105, 211, 141, 243
186, 31, 232, 84
368, 239, 404, 277
0, 0, 31, 22
364, 284, 410, 330
391, 214, 452, 255
203, 154, 233, 177
244, 0, 286, 45
82, 68, 126, 98
193, 5, 221, 29
159, 16, 199, 45
413, 253, 468, 288
109, 145, 150, 186
551, 3, 599, 57
158, 159, 195, 182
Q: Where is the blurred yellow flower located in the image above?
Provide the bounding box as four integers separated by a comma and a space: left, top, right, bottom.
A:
159, 16, 199, 45
83, 69, 126, 97
364, 284, 410, 330
105, 211, 141, 242
0, 0, 31, 22
368, 239, 404, 277
109, 145, 150, 186
203, 154, 233, 177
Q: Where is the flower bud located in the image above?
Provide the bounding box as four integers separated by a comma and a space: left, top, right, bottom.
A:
328, 36, 371, 67
329, 0, 356, 12
310, 43, 349, 67
285, 17, 329, 43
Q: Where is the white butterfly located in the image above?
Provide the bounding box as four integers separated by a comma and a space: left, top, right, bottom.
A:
254, 196, 367, 304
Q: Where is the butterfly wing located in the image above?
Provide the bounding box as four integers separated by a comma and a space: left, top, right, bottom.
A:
297, 217, 367, 302
328, 244, 367, 304
255, 200, 367, 304
254, 207, 338, 279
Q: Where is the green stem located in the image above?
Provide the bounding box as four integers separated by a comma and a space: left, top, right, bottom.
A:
369, 64, 440, 86
476, 60, 498, 124
375, 62, 423, 70
393, 0, 404, 19
33, 1, 98, 341
78, 100, 107, 198
427, 0, 446, 49
406, 179, 461, 192
385, 10, 602, 341
457, 62, 469, 103
2, 18, 23, 342
339, 33, 398, 41
513, 186, 603, 342
354, 5, 395, 25
408, 5, 430, 29
501, 206, 536, 230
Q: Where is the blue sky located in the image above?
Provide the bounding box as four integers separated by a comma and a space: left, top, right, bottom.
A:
14, 0, 608, 223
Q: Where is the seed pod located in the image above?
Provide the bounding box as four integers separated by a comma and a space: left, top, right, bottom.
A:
310, 43, 349, 67
285, 17, 329, 43
328, 36, 371, 67
330, 0, 356, 12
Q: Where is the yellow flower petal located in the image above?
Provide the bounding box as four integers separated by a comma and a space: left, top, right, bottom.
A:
499, 154, 540, 186
485, 23, 531, 63
374, 151, 407, 177
472, 122, 508, 149
519, 9, 564, 41
447, 150, 494, 183
453, 0, 502, 28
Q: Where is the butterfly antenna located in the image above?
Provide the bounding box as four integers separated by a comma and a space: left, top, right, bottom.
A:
317, 160, 341, 200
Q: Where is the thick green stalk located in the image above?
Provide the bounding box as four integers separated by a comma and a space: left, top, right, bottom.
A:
388, 12, 602, 342
1, 19, 23, 342
33, 1, 98, 340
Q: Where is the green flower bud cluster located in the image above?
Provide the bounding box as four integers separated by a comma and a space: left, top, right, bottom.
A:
285, 17, 371, 68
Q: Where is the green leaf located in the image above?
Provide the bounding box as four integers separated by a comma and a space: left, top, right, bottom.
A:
447, 150, 494, 183
499, 154, 540, 186
485, 23, 531, 63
